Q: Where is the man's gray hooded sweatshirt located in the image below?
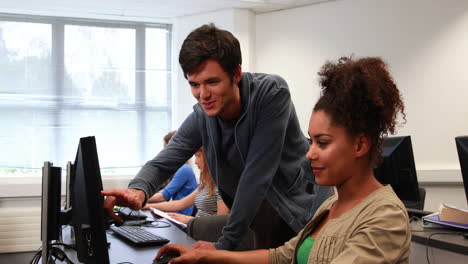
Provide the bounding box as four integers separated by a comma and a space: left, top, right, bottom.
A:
129, 72, 331, 250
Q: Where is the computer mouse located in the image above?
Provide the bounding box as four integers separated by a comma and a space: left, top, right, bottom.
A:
114, 220, 124, 227
152, 254, 180, 264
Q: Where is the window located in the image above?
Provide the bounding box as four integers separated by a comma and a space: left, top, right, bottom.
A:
0, 15, 172, 177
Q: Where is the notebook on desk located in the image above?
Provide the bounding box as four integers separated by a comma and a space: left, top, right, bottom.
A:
422, 212, 468, 230
150, 207, 187, 228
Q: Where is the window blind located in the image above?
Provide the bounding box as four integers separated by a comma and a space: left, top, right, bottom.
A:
0, 15, 172, 177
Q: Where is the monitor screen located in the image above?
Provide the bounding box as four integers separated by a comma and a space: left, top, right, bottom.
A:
455, 136, 468, 205
70, 136, 110, 264
374, 136, 421, 207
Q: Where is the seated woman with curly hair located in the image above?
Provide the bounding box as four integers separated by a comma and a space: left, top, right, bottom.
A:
154, 56, 411, 264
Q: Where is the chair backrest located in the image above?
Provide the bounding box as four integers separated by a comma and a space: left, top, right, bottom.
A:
418, 187, 426, 210
403, 187, 426, 210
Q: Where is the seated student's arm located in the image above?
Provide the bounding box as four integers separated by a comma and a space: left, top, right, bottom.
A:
215, 188, 230, 215
157, 165, 193, 202
331, 203, 411, 264
143, 189, 199, 211
155, 244, 269, 264
217, 200, 230, 215
147, 192, 166, 203
167, 212, 194, 224
269, 229, 303, 264
179, 226, 301, 263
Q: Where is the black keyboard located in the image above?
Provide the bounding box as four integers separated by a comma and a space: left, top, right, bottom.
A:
117, 207, 148, 220
110, 226, 170, 246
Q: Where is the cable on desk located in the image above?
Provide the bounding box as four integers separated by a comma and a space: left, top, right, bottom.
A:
51, 242, 76, 250
144, 218, 172, 228
29, 246, 42, 264
49, 246, 74, 264
411, 230, 429, 233
29, 243, 76, 264
425, 231, 464, 264
106, 218, 172, 230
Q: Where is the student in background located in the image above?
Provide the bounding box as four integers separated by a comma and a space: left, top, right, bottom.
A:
155, 56, 411, 264
143, 147, 229, 224
146, 131, 198, 216
144, 147, 254, 250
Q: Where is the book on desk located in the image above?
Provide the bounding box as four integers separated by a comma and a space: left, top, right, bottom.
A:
422, 203, 468, 230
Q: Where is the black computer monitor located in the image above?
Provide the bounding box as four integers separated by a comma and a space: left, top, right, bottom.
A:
40, 161, 62, 262
70, 136, 110, 264
455, 136, 468, 204
374, 136, 421, 208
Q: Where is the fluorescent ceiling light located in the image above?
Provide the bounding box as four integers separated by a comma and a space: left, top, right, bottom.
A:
240, 0, 266, 3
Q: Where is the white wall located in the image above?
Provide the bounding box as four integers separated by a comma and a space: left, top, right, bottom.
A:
255, 0, 468, 182
422, 184, 467, 211
172, 9, 255, 129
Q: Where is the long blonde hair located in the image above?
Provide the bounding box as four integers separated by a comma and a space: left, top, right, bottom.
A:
197, 147, 216, 198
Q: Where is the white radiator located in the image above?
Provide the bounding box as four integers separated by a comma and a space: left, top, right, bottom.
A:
0, 207, 41, 253
0, 175, 133, 254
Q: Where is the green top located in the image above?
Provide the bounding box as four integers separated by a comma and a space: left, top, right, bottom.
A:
296, 236, 315, 264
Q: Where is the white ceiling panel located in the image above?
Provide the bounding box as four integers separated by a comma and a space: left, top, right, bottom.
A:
0, 0, 332, 22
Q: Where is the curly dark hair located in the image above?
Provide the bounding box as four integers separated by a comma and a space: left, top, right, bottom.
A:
179, 23, 242, 81
314, 56, 406, 166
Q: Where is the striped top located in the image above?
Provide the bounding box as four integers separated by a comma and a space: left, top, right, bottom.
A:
194, 187, 223, 217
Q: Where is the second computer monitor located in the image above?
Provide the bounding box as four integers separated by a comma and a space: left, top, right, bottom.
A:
70, 136, 110, 264
374, 136, 421, 207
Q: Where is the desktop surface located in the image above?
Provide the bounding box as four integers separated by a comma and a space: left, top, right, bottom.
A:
59, 217, 195, 264
410, 220, 468, 256
4, 216, 468, 263
107, 223, 194, 263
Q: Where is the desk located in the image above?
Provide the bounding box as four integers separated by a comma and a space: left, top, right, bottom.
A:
59, 219, 195, 264
108, 221, 195, 263
410, 220, 468, 255
409, 220, 468, 263
5, 216, 468, 263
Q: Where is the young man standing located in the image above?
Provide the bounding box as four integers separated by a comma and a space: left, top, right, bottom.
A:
103, 24, 331, 251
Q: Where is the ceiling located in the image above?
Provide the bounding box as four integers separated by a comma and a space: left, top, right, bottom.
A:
0, 0, 332, 22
